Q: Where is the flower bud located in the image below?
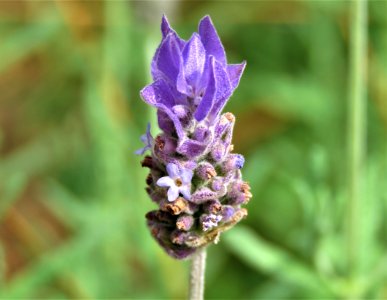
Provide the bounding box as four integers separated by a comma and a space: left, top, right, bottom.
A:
191, 187, 218, 204
155, 134, 177, 155
203, 200, 222, 215
211, 177, 223, 192
215, 113, 235, 139
211, 143, 226, 162
160, 197, 198, 215
221, 205, 235, 222
196, 162, 217, 180
227, 181, 252, 205
171, 230, 190, 245
176, 214, 195, 231
223, 154, 245, 172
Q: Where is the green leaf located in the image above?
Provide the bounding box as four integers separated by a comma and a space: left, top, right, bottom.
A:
223, 225, 333, 296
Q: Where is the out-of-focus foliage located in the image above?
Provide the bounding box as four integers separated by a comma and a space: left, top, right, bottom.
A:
0, 1, 386, 299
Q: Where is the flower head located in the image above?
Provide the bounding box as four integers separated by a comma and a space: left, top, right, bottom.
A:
138, 15, 250, 260
156, 163, 193, 201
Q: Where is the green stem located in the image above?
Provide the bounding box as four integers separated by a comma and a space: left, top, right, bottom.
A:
347, 0, 367, 291
189, 248, 206, 300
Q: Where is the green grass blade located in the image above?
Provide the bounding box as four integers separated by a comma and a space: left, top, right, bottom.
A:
223, 225, 333, 296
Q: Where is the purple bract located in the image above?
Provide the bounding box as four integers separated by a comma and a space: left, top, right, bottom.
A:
141, 15, 245, 159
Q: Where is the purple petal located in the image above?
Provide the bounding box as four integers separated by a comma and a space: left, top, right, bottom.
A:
182, 33, 206, 88
151, 55, 160, 82
154, 33, 182, 84
194, 56, 216, 121
179, 186, 191, 200
197, 57, 210, 95
157, 106, 185, 138
145, 122, 153, 145
167, 186, 179, 201
157, 109, 175, 134
180, 169, 193, 184
176, 61, 190, 95
157, 176, 174, 187
193, 126, 209, 142
198, 16, 226, 66
172, 105, 190, 119
161, 15, 185, 48
227, 62, 246, 90
134, 147, 146, 156
156, 108, 184, 139
166, 163, 180, 178
208, 59, 232, 121
146, 122, 151, 134
152, 16, 186, 81
140, 134, 147, 144
161, 15, 172, 38
141, 81, 185, 139
140, 80, 174, 108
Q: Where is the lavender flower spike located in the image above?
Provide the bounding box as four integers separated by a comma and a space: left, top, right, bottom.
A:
139, 15, 250, 260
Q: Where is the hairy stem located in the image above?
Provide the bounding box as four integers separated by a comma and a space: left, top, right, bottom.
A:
189, 248, 206, 300
347, 0, 367, 291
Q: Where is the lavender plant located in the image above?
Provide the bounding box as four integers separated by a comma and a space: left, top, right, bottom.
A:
137, 15, 250, 260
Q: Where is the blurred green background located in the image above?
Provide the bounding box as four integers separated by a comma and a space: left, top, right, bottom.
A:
0, 1, 386, 299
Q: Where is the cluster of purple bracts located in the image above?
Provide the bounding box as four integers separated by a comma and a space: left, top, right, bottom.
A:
137, 15, 251, 259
